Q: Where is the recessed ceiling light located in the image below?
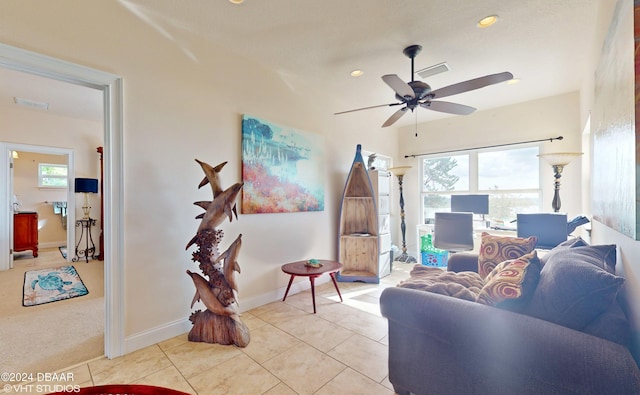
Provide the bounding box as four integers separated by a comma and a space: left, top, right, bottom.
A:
14, 97, 49, 110
350, 69, 364, 77
477, 15, 499, 28
507, 78, 521, 85
229, 0, 244, 4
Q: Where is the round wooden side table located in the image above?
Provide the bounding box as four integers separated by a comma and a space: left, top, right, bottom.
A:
281, 260, 344, 313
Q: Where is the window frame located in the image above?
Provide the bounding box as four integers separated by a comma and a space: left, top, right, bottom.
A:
419, 144, 542, 225
38, 162, 68, 189
361, 149, 392, 170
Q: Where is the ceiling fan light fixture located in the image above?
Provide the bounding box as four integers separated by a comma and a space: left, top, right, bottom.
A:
350, 69, 364, 77
477, 15, 499, 28
507, 78, 521, 84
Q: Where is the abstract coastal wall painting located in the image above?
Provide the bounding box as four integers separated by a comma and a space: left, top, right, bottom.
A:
592, 0, 638, 239
241, 115, 324, 213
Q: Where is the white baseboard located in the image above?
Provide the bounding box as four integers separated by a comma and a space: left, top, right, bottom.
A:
122, 276, 331, 354
124, 318, 192, 354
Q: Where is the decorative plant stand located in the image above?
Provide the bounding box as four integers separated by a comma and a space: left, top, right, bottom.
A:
185, 159, 249, 347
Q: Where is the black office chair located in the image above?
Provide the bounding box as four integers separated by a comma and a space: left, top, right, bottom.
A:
433, 212, 474, 253
516, 213, 568, 250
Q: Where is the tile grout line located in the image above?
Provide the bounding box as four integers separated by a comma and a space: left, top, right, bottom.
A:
157, 343, 200, 395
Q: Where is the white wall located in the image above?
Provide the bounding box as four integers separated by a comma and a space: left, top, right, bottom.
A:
0, 1, 398, 348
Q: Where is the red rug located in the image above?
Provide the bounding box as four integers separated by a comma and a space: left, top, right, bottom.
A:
47, 384, 190, 395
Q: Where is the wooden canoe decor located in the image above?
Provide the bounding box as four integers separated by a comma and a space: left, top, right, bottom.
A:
337, 144, 380, 283
185, 159, 250, 347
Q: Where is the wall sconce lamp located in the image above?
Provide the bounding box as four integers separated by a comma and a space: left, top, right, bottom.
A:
388, 166, 417, 263
75, 178, 99, 219
538, 152, 582, 212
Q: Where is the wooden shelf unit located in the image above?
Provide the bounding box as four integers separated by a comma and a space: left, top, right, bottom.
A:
338, 145, 380, 283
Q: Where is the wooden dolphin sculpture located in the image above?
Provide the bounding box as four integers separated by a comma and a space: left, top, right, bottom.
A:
195, 159, 238, 220
196, 159, 226, 195
215, 234, 242, 292
186, 270, 238, 318
186, 182, 243, 250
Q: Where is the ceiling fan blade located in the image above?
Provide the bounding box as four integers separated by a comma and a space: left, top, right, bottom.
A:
382, 74, 415, 99
430, 72, 514, 99
421, 101, 476, 115
335, 102, 402, 115
382, 107, 409, 127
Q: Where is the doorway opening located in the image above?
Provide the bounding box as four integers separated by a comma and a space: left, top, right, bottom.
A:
0, 43, 124, 360
6, 145, 74, 269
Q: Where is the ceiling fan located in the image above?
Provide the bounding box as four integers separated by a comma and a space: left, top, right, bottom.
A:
335, 45, 514, 127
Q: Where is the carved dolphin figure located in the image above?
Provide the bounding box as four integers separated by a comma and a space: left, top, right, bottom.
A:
186, 270, 237, 318
195, 159, 238, 220
215, 234, 242, 292
196, 159, 227, 195
186, 182, 243, 250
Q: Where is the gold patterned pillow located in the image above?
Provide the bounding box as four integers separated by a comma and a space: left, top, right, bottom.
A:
478, 232, 537, 279
476, 251, 541, 311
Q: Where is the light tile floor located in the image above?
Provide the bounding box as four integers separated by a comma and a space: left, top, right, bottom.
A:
6, 261, 415, 394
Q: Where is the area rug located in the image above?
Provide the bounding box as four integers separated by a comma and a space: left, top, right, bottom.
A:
23, 265, 89, 307
58, 245, 68, 259
47, 384, 190, 394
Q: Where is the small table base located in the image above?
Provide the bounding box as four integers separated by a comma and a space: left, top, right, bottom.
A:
281, 260, 344, 313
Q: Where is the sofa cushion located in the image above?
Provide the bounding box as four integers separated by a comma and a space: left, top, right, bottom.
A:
539, 237, 615, 271
476, 251, 541, 312
558, 236, 589, 248
523, 247, 625, 331
477, 232, 537, 279
582, 294, 630, 347
397, 265, 484, 302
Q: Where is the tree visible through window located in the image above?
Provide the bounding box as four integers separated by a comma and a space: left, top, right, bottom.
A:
38, 163, 68, 188
423, 157, 460, 192
420, 146, 541, 226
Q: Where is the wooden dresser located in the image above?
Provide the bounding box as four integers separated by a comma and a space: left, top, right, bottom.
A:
14, 212, 38, 257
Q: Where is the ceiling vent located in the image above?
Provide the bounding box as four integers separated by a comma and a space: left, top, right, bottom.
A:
14, 97, 49, 110
417, 62, 450, 79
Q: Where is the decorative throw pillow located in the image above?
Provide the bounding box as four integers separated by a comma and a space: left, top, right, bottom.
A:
523, 247, 625, 331
476, 251, 541, 312
572, 244, 617, 274
538, 236, 591, 266
541, 243, 616, 273
477, 232, 537, 279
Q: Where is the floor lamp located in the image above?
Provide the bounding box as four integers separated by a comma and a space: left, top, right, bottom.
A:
388, 166, 417, 263
538, 152, 582, 212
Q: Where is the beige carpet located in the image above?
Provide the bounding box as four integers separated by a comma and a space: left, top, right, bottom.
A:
0, 248, 104, 374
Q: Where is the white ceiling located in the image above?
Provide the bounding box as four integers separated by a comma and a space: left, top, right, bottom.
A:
0, 67, 104, 122
0, 0, 607, 127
